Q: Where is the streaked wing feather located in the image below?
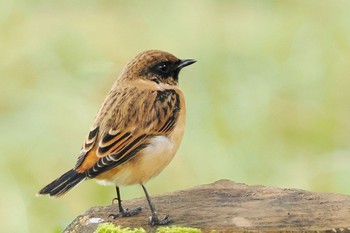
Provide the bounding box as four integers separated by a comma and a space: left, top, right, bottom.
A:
97, 131, 131, 155
87, 134, 149, 178
78, 88, 181, 178
74, 126, 99, 169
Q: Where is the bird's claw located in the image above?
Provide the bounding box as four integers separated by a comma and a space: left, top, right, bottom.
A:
108, 207, 142, 219
108, 213, 120, 219
111, 197, 118, 205
149, 214, 171, 226
122, 207, 142, 217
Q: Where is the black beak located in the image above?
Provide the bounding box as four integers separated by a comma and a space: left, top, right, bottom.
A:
176, 59, 197, 70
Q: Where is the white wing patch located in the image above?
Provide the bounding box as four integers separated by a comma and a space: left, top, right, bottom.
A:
143, 135, 174, 157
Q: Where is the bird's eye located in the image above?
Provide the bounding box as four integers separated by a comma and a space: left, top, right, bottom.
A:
156, 63, 170, 74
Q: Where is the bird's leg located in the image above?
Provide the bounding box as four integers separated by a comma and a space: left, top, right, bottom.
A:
109, 186, 142, 219
141, 184, 171, 225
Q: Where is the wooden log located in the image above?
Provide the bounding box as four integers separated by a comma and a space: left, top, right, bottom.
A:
64, 179, 350, 232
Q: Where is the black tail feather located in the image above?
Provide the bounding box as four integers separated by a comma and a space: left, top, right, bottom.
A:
38, 169, 86, 197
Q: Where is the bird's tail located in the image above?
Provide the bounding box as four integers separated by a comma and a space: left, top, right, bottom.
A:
37, 169, 86, 197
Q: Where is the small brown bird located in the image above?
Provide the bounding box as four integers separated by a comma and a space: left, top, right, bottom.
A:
38, 50, 196, 225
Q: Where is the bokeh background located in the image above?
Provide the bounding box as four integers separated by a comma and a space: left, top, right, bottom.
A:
1, 0, 350, 232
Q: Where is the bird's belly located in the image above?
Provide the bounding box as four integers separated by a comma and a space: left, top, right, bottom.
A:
96, 135, 179, 186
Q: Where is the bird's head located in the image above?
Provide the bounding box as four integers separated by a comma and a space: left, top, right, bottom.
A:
121, 50, 196, 85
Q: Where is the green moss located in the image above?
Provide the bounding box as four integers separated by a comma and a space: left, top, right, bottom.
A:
94, 223, 202, 233
156, 226, 201, 233
94, 223, 146, 233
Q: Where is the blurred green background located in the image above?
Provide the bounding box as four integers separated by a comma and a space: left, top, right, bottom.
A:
1, 0, 350, 232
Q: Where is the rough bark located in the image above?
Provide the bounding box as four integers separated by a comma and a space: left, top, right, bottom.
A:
64, 179, 350, 233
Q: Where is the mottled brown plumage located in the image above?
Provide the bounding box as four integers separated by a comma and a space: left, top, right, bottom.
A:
38, 50, 196, 225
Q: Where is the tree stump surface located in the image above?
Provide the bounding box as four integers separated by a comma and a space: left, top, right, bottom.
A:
64, 179, 350, 233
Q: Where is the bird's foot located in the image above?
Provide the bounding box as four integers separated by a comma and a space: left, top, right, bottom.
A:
149, 214, 171, 226
121, 207, 142, 217
108, 207, 142, 219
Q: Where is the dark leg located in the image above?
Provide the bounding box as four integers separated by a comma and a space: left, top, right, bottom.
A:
141, 184, 171, 226
108, 186, 142, 219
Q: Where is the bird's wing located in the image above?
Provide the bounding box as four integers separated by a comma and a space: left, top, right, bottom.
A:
75, 88, 181, 178
74, 126, 99, 169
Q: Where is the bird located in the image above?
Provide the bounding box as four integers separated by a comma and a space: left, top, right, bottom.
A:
37, 50, 196, 225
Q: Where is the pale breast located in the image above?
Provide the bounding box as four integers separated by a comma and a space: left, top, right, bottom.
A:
96, 133, 183, 186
